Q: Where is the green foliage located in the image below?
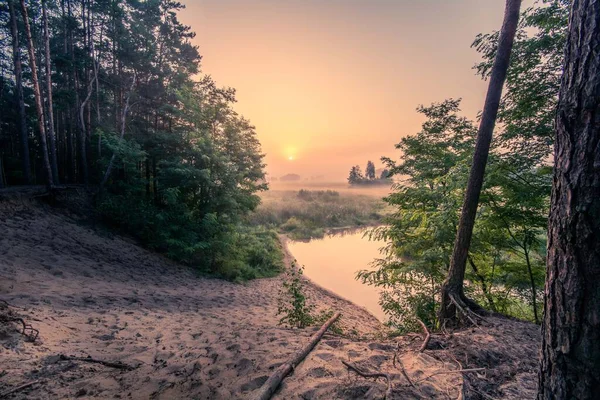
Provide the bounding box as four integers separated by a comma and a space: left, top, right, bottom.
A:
359, 1, 567, 330
361, 93, 553, 329
277, 264, 315, 328
0, 0, 281, 281
248, 190, 387, 240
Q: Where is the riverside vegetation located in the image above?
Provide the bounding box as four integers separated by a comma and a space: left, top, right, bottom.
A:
248, 189, 389, 240
359, 0, 566, 331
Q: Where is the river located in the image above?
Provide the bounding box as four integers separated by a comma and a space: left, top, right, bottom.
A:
286, 229, 386, 321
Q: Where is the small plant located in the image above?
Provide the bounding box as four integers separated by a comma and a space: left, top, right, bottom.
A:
313, 309, 343, 335
276, 262, 315, 328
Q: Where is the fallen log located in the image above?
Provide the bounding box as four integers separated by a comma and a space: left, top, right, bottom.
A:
252, 311, 341, 400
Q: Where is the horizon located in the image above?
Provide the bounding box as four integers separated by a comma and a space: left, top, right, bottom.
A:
178, 0, 535, 181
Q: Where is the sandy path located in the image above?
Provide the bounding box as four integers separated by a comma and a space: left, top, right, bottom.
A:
0, 199, 469, 399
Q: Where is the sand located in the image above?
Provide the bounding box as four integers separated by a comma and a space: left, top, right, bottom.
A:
0, 196, 538, 399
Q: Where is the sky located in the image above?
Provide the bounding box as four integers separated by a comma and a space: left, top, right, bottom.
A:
178, 0, 534, 181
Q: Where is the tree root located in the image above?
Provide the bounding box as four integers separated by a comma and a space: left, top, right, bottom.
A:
414, 367, 485, 384
0, 301, 39, 342
58, 355, 135, 371
448, 293, 485, 328
342, 360, 393, 399
417, 319, 431, 352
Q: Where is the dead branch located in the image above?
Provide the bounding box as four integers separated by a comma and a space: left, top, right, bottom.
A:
417, 319, 431, 352
392, 342, 416, 390
58, 355, 135, 371
414, 367, 485, 384
252, 312, 341, 400
0, 380, 42, 398
0, 315, 39, 342
342, 361, 392, 399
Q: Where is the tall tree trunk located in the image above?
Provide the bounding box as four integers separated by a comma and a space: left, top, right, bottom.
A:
101, 73, 136, 189
438, 0, 521, 323
42, 0, 59, 184
20, 0, 54, 188
537, 0, 600, 398
8, 0, 32, 184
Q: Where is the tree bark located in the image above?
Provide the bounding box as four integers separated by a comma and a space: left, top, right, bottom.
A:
20, 0, 54, 188
439, 0, 521, 323
42, 0, 59, 184
8, 0, 32, 184
537, 0, 600, 398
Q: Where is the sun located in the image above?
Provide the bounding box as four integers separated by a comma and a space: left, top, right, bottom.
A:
288, 156, 294, 161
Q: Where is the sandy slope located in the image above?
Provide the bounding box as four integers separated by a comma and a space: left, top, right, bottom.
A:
0, 197, 538, 399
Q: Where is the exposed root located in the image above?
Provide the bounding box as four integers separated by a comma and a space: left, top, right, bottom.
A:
417, 319, 431, 352
414, 367, 485, 384
449, 293, 482, 327
342, 360, 392, 399
0, 302, 39, 342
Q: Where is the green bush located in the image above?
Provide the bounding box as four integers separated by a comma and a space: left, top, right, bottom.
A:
277, 263, 315, 328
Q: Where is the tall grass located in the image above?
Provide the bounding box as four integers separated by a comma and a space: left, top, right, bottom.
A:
248, 189, 389, 240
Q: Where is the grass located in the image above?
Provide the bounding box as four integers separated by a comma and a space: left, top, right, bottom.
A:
248, 189, 390, 240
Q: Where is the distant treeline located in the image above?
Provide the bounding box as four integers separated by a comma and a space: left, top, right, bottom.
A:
347, 161, 390, 185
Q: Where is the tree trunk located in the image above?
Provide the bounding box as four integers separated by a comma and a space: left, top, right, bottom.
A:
20, 0, 54, 188
101, 73, 136, 189
523, 245, 539, 324
537, 0, 600, 398
42, 0, 59, 184
468, 256, 497, 312
9, 0, 32, 185
438, 0, 521, 323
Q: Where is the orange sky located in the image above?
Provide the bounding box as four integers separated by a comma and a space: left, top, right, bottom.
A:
178, 0, 533, 181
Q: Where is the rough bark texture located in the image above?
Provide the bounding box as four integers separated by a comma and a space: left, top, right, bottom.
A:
19, 0, 54, 188
439, 0, 521, 322
9, 0, 32, 184
537, 0, 600, 398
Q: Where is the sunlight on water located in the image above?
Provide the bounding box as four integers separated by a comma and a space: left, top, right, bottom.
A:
287, 230, 386, 321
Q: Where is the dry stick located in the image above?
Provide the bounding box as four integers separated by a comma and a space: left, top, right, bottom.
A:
0, 380, 42, 398
393, 355, 417, 390
392, 343, 417, 390
342, 361, 392, 400
58, 355, 135, 371
252, 312, 341, 400
417, 319, 431, 352
414, 367, 485, 384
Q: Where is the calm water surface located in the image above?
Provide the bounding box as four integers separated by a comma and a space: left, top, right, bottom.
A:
286, 230, 386, 321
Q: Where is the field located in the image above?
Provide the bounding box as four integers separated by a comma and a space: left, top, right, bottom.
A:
248, 182, 393, 240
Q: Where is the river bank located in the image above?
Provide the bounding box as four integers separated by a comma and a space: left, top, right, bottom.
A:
0, 198, 539, 399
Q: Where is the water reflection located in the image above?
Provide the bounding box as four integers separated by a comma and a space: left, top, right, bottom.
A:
286, 229, 386, 321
